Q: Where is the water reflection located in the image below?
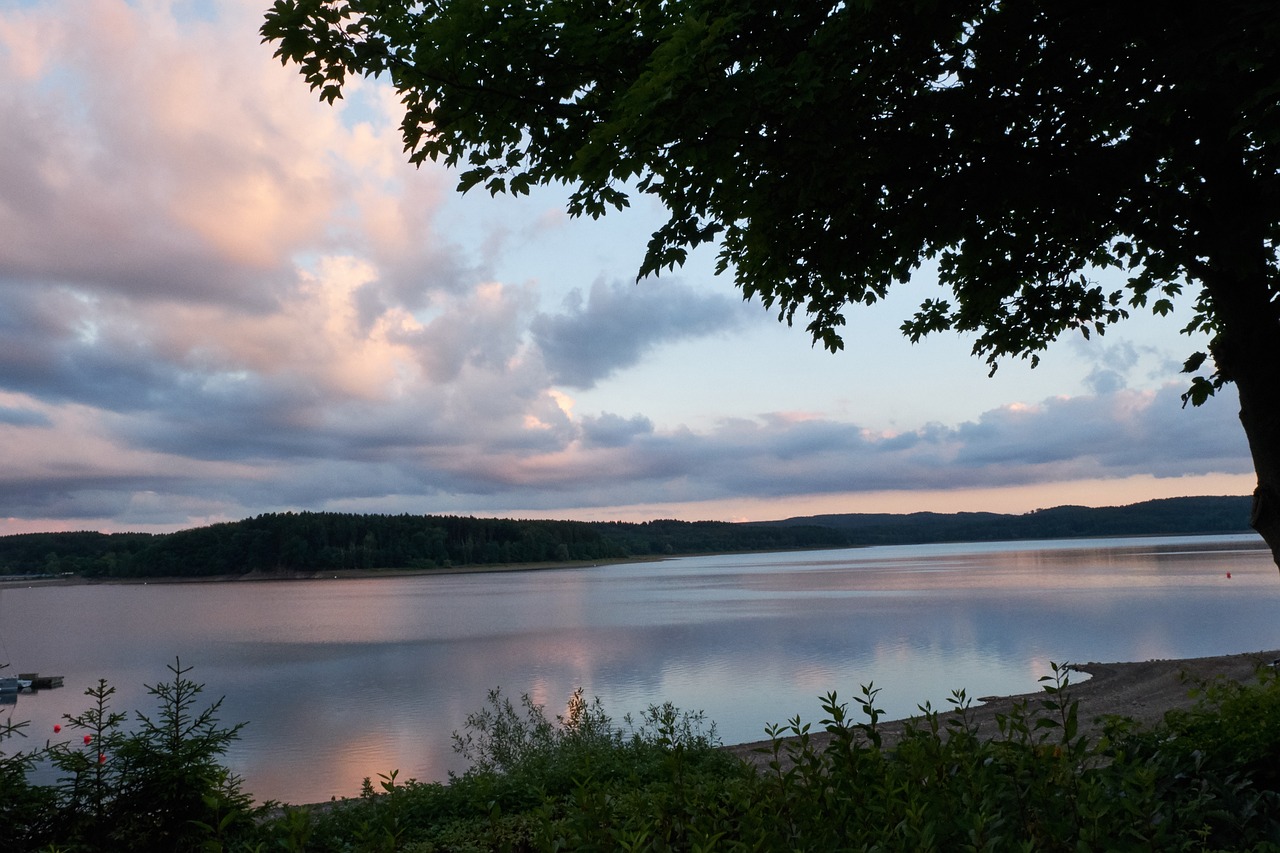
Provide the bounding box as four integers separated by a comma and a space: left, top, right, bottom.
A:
1, 533, 1276, 804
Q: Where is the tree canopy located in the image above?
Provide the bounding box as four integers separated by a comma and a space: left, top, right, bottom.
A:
261, 0, 1280, 563
0, 498, 1252, 578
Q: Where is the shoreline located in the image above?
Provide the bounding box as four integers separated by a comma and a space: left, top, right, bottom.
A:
281, 648, 1280, 810
276, 648, 1279, 812
0, 558, 652, 588
725, 648, 1280, 770
1, 529, 1267, 589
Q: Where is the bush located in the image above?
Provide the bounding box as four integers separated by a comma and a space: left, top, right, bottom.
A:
7, 662, 1280, 851
0, 714, 59, 853
298, 686, 734, 852
20, 659, 258, 853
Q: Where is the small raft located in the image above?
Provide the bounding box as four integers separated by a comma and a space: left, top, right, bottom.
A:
0, 672, 64, 691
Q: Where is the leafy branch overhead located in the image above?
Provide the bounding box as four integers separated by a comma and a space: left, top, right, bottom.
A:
262, 0, 1280, 564
263, 1, 1276, 379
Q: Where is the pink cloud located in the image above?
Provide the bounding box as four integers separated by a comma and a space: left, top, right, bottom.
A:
0, 0, 437, 300
0, 2, 1256, 534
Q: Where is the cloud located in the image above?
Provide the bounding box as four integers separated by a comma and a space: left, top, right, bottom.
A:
531, 277, 747, 388
399, 384, 1250, 511
0, 2, 1257, 534
0, 4, 331, 306
0, 403, 49, 428
579, 413, 655, 448
0, 370, 1253, 530
1080, 341, 1140, 395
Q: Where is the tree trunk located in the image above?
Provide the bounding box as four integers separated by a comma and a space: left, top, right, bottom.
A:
1200, 249, 1280, 570
1228, 363, 1280, 569
1198, 140, 1280, 569
1205, 291, 1280, 570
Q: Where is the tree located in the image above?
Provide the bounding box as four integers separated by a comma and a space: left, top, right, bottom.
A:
261, 1, 1280, 564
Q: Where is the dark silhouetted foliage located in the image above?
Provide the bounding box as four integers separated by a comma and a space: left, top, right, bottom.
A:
260, 0, 1280, 565
0, 496, 1253, 579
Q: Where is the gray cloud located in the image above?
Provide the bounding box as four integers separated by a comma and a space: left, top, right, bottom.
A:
0, 282, 182, 412
531, 278, 746, 388
0, 405, 48, 427
0, 484, 135, 521
0, 379, 1252, 528
399, 385, 1252, 512
0, 2, 1256, 533
579, 413, 655, 448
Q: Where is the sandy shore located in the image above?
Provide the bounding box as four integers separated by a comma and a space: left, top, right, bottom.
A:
281, 649, 1280, 810
725, 648, 1280, 770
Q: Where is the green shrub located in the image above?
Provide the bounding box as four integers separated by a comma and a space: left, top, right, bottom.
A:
0, 714, 59, 853
9, 661, 1280, 851
298, 686, 734, 852
1095, 665, 1280, 850
463, 664, 1280, 853
40, 659, 258, 853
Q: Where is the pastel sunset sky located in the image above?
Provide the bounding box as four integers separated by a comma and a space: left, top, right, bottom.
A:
0, 0, 1255, 535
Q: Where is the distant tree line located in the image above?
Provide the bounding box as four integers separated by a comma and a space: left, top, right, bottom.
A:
0, 512, 845, 578
0, 531, 156, 578
0, 496, 1253, 579
765, 496, 1256, 545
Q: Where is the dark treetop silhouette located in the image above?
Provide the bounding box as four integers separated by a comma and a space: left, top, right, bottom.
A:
261, 0, 1280, 566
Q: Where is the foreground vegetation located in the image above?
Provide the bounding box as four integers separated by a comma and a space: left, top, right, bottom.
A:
3, 659, 1280, 851
0, 496, 1254, 580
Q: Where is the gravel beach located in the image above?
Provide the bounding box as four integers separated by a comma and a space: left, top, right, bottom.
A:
726, 648, 1280, 770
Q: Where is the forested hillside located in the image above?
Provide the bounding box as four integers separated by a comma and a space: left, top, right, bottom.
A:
768, 496, 1255, 544
0, 513, 846, 578
0, 495, 1253, 579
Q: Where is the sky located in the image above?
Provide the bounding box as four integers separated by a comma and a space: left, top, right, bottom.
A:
0, 0, 1257, 535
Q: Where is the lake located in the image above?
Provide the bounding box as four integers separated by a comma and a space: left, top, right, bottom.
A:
1, 533, 1277, 804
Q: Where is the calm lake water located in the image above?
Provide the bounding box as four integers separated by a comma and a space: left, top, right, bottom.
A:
2, 533, 1277, 804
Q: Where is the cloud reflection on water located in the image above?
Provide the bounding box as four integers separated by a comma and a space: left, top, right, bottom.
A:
1, 534, 1276, 803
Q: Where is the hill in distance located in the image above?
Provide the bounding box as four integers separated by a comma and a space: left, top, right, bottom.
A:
0, 495, 1256, 580
761, 495, 1255, 545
